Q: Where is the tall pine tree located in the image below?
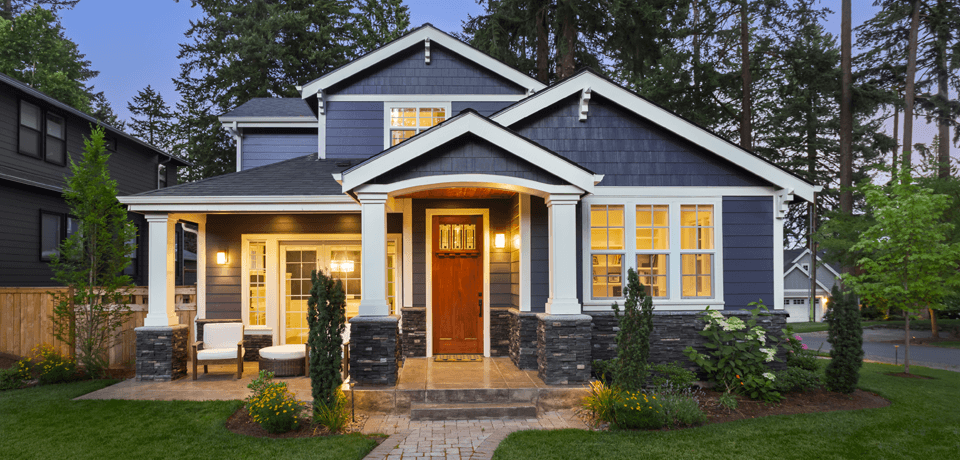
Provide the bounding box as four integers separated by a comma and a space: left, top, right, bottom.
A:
127, 85, 174, 149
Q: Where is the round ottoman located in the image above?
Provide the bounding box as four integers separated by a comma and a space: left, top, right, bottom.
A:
258, 344, 308, 377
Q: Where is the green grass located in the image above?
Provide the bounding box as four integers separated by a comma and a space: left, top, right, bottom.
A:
493, 363, 960, 460
927, 341, 960, 349
0, 380, 377, 460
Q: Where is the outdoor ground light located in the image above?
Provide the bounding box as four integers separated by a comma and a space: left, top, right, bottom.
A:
494, 233, 506, 249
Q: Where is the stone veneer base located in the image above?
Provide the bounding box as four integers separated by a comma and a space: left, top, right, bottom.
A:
400, 308, 426, 358
536, 314, 592, 385
509, 310, 539, 370
135, 325, 188, 381
350, 315, 401, 386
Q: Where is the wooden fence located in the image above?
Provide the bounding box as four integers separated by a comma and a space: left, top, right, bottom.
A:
0, 286, 197, 368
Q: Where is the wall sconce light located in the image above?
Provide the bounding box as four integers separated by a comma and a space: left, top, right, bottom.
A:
513, 234, 521, 250
216, 250, 227, 265
494, 233, 506, 249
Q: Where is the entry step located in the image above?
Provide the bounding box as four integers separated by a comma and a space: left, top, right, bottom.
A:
410, 402, 538, 421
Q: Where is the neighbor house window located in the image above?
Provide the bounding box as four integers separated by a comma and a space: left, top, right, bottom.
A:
19, 100, 42, 158
40, 211, 64, 261
45, 113, 66, 165
385, 104, 449, 147
680, 205, 714, 298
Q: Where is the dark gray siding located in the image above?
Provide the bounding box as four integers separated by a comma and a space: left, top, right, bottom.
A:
510, 195, 520, 309
511, 95, 771, 187
242, 133, 316, 170
327, 45, 525, 96
722, 196, 774, 310
452, 101, 515, 117
325, 101, 382, 158
372, 135, 565, 185
530, 196, 549, 312
410, 199, 513, 311
205, 214, 362, 319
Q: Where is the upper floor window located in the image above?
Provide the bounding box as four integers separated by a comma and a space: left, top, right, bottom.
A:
45, 113, 66, 165
19, 100, 42, 158
385, 103, 449, 148
20, 100, 67, 165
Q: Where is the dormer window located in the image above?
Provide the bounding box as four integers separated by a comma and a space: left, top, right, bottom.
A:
385, 103, 449, 148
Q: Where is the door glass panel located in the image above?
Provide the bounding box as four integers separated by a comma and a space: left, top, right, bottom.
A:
284, 247, 315, 344
328, 245, 362, 320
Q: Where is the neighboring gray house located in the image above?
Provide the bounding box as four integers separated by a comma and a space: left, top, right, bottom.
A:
0, 72, 189, 287
783, 249, 842, 322
120, 25, 820, 384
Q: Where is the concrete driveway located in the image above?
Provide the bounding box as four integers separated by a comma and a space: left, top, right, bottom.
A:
798, 327, 960, 372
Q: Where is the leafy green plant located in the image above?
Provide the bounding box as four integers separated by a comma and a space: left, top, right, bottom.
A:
613, 391, 668, 430
717, 392, 738, 410
683, 304, 781, 402
612, 268, 654, 391
245, 370, 276, 403
784, 332, 821, 371
773, 368, 823, 393
649, 362, 697, 391
825, 286, 864, 394
307, 269, 346, 414
31, 344, 78, 385
581, 380, 623, 426
659, 393, 707, 427
591, 359, 616, 385
313, 388, 350, 433
246, 373, 302, 434
0, 360, 32, 391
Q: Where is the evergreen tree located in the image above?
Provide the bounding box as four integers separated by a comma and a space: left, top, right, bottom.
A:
173, 70, 235, 181
127, 85, 174, 149
612, 268, 654, 391
90, 92, 124, 131
824, 285, 863, 394
307, 269, 346, 410
0, 0, 79, 20
352, 0, 410, 54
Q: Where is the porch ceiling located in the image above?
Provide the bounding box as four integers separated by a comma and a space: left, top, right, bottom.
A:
396, 187, 517, 200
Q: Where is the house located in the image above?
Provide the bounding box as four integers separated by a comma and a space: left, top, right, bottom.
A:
0, 72, 190, 288
119, 25, 820, 384
783, 249, 841, 323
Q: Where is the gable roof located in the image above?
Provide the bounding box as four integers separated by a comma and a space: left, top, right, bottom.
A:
491, 68, 821, 202
299, 24, 546, 98
219, 98, 317, 121
0, 72, 190, 167
785, 248, 842, 277
339, 109, 600, 194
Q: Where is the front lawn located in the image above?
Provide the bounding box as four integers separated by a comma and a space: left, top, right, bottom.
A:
494, 363, 960, 459
0, 380, 377, 460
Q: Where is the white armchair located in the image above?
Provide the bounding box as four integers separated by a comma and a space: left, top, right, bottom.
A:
193, 323, 245, 380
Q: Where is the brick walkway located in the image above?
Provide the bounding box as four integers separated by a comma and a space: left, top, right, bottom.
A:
361, 410, 588, 460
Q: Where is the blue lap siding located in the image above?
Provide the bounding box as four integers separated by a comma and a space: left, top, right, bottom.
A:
325, 101, 383, 158
722, 196, 775, 310
242, 133, 316, 170
452, 101, 514, 117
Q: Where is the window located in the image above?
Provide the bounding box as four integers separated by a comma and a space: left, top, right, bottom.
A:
40, 211, 64, 261
801, 263, 809, 272
793, 299, 805, 305
45, 113, 66, 165
385, 104, 449, 148
248, 242, 267, 326
158, 164, 167, 188
19, 100, 42, 158
584, 198, 722, 306
784, 298, 790, 306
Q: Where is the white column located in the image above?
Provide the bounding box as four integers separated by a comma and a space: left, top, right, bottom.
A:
544, 194, 582, 315
144, 213, 178, 327
195, 215, 207, 340
357, 193, 390, 316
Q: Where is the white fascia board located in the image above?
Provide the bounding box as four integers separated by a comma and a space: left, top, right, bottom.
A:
784, 264, 835, 293
353, 174, 585, 198
299, 26, 546, 98
219, 116, 318, 123
326, 94, 527, 102
341, 112, 595, 192
591, 186, 778, 197
235, 122, 318, 129
492, 73, 819, 202
119, 195, 359, 213
790, 248, 811, 265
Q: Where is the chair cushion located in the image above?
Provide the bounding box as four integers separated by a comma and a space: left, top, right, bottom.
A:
205, 323, 243, 350
197, 347, 245, 361
259, 344, 306, 360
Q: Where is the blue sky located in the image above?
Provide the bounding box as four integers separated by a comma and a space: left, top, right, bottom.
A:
55, 0, 951, 160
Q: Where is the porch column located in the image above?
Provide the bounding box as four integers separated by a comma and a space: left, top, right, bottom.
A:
544, 194, 582, 314
357, 192, 390, 316
144, 213, 177, 327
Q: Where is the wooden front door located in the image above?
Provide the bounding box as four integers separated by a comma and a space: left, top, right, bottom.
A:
432, 215, 483, 354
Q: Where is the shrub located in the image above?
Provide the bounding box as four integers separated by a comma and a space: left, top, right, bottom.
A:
683, 304, 781, 402
314, 388, 350, 433
0, 360, 32, 390
582, 380, 623, 426
773, 368, 823, 393
825, 286, 863, 394
784, 333, 821, 371
649, 362, 697, 391
859, 303, 887, 321
31, 344, 78, 384
612, 268, 654, 391
307, 269, 346, 410
613, 391, 668, 430
246, 372, 302, 434
591, 359, 617, 385
659, 393, 707, 427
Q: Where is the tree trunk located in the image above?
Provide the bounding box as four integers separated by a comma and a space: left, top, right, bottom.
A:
839, 0, 853, 219
902, 0, 921, 170
739, 0, 752, 151
904, 310, 911, 374
892, 101, 900, 179
937, 10, 951, 180
558, 4, 576, 79
535, 1, 549, 84
930, 308, 939, 339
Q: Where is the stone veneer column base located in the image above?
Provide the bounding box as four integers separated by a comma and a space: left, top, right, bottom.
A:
135, 325, 188, 381
349, 315, 401, 386
536, 314, 592, 385
509, 310, 539, 370
400, 308, 426, 358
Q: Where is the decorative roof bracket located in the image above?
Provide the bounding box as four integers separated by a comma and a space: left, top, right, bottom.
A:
425, 38, 431, 65
775, 188, 794, 220
317, 90, 325, 115
579, 86, 592, 121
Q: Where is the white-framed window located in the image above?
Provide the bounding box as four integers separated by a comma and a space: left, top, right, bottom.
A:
383, 103, 450, 148
582, 197, 723, 309
793, 299, 805, 305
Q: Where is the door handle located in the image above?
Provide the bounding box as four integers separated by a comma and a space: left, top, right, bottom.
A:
478, 292, 483, 317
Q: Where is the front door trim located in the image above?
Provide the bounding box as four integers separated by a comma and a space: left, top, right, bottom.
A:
425, 208, 490, 357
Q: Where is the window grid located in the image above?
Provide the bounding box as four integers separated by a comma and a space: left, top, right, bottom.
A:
680, 205, 715, 298
248, 242, 267, 326
39, 211, 63, 262
389, 107, 446, 146
19, 100, 42, 158
45, 113, 66, 165
590, 205, 625, 299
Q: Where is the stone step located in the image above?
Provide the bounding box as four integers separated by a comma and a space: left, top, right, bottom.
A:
410, 402, 538, 421
414, 388, 538, 404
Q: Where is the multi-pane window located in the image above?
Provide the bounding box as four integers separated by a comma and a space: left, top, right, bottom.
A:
387, 241, 398, 315
45, 113, 66, 165
20, 100, 67, 165
40, 211, 63, 261
248, 242, 267, 326
590, 205, 624, 298
680, 205, 714, 298
19, 101, 42, 158
389, 106, 446, 146
329, 245, 362, 319
636, 205, 669, 297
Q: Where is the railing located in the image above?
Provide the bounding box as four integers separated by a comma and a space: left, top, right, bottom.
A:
0, 286, 197, 368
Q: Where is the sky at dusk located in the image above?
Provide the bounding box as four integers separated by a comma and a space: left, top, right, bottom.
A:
54, 0, 954, 162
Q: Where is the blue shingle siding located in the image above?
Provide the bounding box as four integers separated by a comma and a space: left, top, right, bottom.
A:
325, 101, 383, 158
327, 45, 525, 96
242, 134, 316, 170
723, 196, 774, 310
452, 101, 515, 117
371, 135, 565, 185
510, 95, 771, 187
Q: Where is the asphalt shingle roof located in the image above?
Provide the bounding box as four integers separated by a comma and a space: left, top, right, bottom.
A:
220, 98, 316, 119
131, 155, 355, 197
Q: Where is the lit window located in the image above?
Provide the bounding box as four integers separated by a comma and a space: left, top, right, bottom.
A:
680, 205, 714, 298
636, 205, 669, 297
591, 205, 625, 299
248, 242, 267, 326
388, 105, 447, 146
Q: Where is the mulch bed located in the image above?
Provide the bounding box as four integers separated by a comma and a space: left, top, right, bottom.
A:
0, 352, 20, 370
225, 406, 379, 441
699, 388, 890, 425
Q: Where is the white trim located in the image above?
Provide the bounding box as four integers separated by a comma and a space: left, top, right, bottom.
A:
784, 264, 834, 293
342, 112, 595, 193
424, 37, 431, 64
490, 72, 820, 202
382, 102, 453, 150
519, 193, 531, 312
401, 198, 414, 308
325, 94, 527, 102
219, 116, 318, 123
120, 195, 360, 213
579, 86, 591, 121
580, 196, 725, 310
232, 122, 318, 129
788, 249, 843, 280
774, 198, 785, 310
195, 216, 206, 339
318, 91, 326, 159
354, 175, 585, 198
425, 208, 491, 358
300, 25, 545, 98
590, 186, 779, 197
144, 213, 178, 327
